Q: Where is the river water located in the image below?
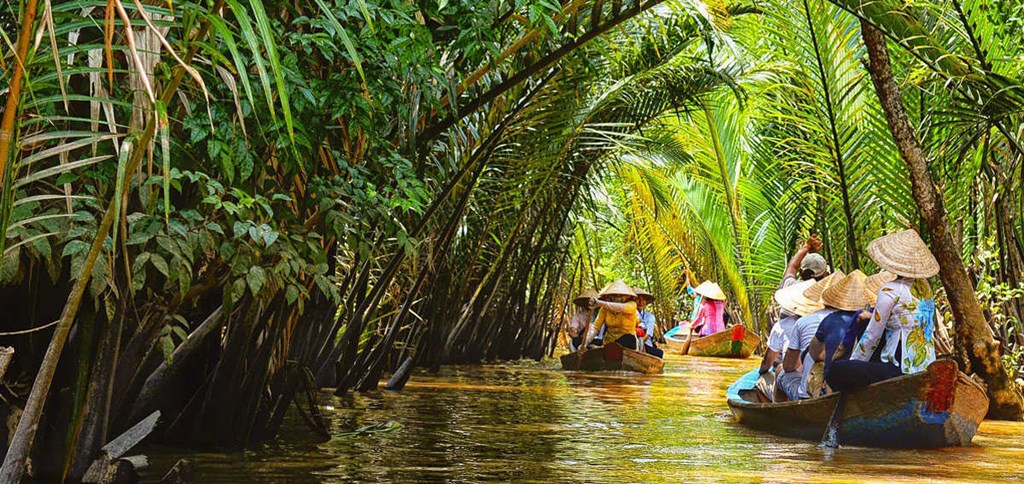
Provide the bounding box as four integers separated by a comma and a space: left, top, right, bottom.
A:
144, 354, 1024, 482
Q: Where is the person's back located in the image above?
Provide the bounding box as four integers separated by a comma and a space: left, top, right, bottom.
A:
695, 299, 725, 336
815, 310, 858, 374
826, 230, 940, 393
783, 308, 836, 399
766, 315, 799, 367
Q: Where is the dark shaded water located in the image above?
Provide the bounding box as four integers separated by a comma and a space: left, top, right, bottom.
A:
143, 355, 1024, 482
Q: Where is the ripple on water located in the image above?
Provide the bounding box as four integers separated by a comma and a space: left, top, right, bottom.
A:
141, 354, 1024, 483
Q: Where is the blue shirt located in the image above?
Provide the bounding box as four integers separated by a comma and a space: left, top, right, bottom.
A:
814, 310, 858, 374
638, 310, 656, 346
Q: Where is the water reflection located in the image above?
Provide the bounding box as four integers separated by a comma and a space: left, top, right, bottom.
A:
142, 355, 1024, 482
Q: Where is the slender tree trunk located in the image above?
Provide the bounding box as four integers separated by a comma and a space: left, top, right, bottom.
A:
0, 0, 40, 188
859, 22, 1023, 419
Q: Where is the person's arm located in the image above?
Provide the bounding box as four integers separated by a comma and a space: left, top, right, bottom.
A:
759, 349, 779, 374
583, 309, 606, 346
784, 236, 822, 279
851, 289, 896, 361
809, 336, 825, 363
832, 342, 847, 363
592, 299, 636, 315
782, 348, 802, 373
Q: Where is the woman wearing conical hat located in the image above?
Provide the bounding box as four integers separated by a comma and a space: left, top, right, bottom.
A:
582, 279, 642, 349
690, 281, 727, 337
806, 271, 873, 382
831, 270, 896, 363
568, 288, 598, 352
827, 230, 940, 393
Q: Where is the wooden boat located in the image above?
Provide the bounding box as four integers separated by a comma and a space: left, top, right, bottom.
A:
684, 325, 759, 358
559, 343, 664, 374
726, 359, 988, 448
662, 324, 690, 352
663, 335, 686, 352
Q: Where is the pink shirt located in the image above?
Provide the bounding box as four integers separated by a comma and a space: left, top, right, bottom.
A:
694, 299, 725, 336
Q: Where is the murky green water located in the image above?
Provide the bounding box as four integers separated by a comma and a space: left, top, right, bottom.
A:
143, 355, 1024, 482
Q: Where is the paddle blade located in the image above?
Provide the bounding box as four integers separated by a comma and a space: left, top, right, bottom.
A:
820, 394, 846, 449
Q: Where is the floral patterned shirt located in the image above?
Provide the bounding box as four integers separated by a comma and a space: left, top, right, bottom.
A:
851, 278, 936, 374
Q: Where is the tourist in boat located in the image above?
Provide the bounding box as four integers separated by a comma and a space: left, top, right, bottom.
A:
779, 235, 829, 293
757, 279, 819, 400
568, 288, 598, 351
665, 269, 700, 340
808, 270, 874, 383
756, 236, 830, 395
829, 270, 896, 363
689, 281, 727, 337
582, 279, 641, 350
827, 230, 940, 392
633, 287, 664, 358
777, 271, 844, 400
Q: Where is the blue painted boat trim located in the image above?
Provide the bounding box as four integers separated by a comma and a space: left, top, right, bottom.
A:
726, 368, 761, 403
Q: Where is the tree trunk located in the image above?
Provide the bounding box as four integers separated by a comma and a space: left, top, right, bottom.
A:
859, 22, 1023, 419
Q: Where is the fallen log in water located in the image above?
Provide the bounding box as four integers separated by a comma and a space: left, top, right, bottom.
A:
81, 411, 160, 483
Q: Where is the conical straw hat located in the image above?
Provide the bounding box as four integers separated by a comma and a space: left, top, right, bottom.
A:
822, 270, 872, 311
694, 281, 726, 301
574, 288, 598, 305
632, 286, 655, 303
599, 279, 637, 300
774, 280, 822, 316
864, 271, 896, 305
802, 270, 845, 303
866, 229, 939, 279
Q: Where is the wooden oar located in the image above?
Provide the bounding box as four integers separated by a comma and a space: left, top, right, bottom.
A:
680, 327, 695, 355
820, 393, 846, 449
576, 324, 590, 370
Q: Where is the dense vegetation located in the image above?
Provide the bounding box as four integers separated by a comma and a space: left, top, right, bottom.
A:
1, 0, 1022, 479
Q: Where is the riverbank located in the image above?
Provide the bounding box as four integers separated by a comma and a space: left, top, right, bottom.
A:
142, 355, 1024, 482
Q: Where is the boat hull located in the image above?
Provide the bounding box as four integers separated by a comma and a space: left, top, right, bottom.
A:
726, 359, 988, 448
560, 343, 664, 374
686, 326, 759, 358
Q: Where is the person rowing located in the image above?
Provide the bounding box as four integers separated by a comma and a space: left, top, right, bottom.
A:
581, 279, 642, 350
807, 270, 875, 395
567, 288, 598, 352
690, 281, 727, 337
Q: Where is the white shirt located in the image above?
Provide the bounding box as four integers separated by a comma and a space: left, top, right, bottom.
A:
767, 315, 799, 354
786, 308, 836, 398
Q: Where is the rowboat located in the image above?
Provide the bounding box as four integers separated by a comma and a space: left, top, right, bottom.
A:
559, 343, 664, 374
684, 325, 759, 358
726, 359, 988, 448
662, 324, 689, 352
